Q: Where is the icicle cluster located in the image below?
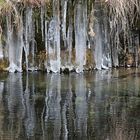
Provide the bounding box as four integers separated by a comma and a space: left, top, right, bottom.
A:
0, 0, 139, 72
0, 27, 3, 59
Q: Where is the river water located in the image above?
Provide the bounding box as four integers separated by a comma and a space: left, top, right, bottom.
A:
0, 68, 140, 140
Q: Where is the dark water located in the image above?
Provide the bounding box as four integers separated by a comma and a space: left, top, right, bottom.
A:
0, 68, 140, 140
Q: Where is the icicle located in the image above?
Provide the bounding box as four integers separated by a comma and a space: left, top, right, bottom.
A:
6, 13, 23, 73
16, 18, 24, 72
94, 1, 103, 70
24, 7, 30, 71
44, 20, 48, 69
29, 18, 37, 71
47, 0, 61, 73
74, 0, 87, 73
93, 0, 111, 70
41, 5, 45, 41
54, 0, 61, 73
101, 10, 112, 69
134, 34, 139, 67
6, 15, 14, 72
0, 34, 3, 59
60, 0, 68, 68
24, 7, 35, 71
67, 24, 73, 71
61, 0, 68, 45
94, 23, 103, 70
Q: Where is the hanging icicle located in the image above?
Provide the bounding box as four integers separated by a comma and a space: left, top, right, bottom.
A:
41, 4, 45, 41
15, 17, 24, 72
61, 0, 68, 46
6, 12, 24, 73
24, 6, 36, 71
74, 0, 87, 73
0, 0, 139, 72
67, 24, 73, 70
0, 27, 3, 59
93, 0, 111, 70
47, 0, 61, 73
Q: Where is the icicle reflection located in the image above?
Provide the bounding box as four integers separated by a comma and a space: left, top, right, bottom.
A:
0, 0, 139, 72
0, 70, 140, 139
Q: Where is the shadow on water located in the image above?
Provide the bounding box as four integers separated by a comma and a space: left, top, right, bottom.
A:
0, 68, 140, 140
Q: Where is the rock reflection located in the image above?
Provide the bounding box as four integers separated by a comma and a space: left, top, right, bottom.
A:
0, 70, 139, 140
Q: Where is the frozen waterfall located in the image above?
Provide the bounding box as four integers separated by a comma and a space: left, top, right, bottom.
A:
46, 0, 61, 73
6, 14, 23, 73
74, 0, 87, 73
94, 0, 112, 70
0, 0, 139, 73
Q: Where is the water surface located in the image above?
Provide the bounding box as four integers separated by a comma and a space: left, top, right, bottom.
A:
0, 68, 140, 140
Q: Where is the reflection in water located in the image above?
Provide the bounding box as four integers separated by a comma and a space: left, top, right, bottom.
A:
45, 74, 61, 140
75, 75, 87, 139
1, 73, 25, 139
0, 69, 140, 140
24, 74, 36, 138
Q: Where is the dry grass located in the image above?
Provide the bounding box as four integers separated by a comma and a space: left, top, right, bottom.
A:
108, 0, 140, 55
109, 0, 140, 33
